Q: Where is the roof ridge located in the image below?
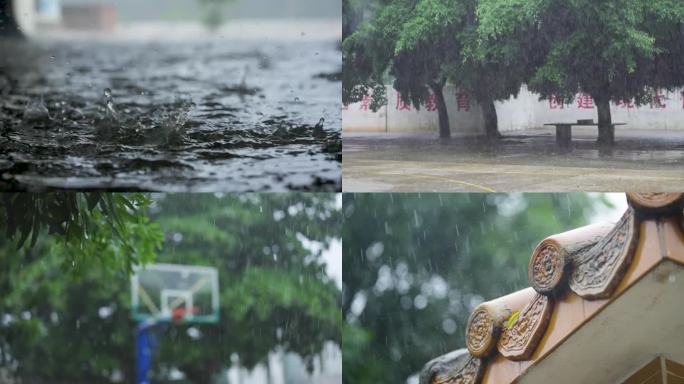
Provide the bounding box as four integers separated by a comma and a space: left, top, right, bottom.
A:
420, 193, 684, 384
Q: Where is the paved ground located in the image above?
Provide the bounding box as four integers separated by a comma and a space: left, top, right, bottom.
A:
343, 127, 684, 192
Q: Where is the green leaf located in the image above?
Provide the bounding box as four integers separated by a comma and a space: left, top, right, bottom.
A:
506, 310, 521, 329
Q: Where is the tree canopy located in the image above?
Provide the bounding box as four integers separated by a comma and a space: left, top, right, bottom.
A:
478, 0, 684, 144
342, 193, 613, 383
345, 0, 684, 143
343, 0, 469, 138
1, 193, 162, 273
0, 193, 342, 383
343, 0, 534, 139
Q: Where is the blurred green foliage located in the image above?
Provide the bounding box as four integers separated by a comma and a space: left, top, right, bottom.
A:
198, 0, 236, 31
0, 193, 341, 383
1, 193, 162, 273
342, 193, 614, 384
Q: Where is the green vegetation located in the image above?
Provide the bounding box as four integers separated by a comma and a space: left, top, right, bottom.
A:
1, 193, 162, 273
342, 193, 612, 383
0, 193, 341, 383
343, 0, 684, 143
198, 0, 236, 31
478, 0, 684, 145
342, 0, 535, 139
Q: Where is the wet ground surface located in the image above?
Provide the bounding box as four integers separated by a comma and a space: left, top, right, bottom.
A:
343, 128, 684, 192
0, 38, 341, 191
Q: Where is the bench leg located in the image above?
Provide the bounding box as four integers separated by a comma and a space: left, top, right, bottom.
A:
556, 125, 572, 148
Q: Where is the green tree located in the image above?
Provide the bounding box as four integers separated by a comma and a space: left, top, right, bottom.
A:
343, 0, 528, 139
342, 193, 612, 384
0, 193, 341, 384
478, 0, 684, 145
343, 0, 461, 138
198, 0, 236, 31
343, 0, 372, 39
0, 193, 162, 383
149, 193, 342, 383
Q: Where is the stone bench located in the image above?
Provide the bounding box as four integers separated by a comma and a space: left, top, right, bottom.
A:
543, 122, 627, 148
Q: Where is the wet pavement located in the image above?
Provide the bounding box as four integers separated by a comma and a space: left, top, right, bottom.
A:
343, 128, 684, 192
0, 36, 341, 191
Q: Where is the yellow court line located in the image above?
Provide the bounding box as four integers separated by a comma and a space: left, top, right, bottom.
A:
407, 174, 497, 192
366, 160, 684, 180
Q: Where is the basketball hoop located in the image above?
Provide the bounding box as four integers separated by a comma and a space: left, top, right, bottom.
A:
131, 263, 220, 324
132, 264, 219, 384
171, 306, 199, 324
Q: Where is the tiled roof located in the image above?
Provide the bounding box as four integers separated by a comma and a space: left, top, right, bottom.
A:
420, 192, 684, 384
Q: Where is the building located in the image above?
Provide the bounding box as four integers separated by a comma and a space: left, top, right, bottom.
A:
421, 193, 684, 383
224, 342, 342, 384
343, 85, 684, 136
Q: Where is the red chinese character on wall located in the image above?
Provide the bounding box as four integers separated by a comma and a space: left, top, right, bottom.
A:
615, 99, 635, 109
577, 93, 594, 109
455, 91, 470, 112
359, 95, 371, 111
396, 93, 411, 111
549, 95, 565, 109
649, 90, 667, 109
424, 93, 438, 112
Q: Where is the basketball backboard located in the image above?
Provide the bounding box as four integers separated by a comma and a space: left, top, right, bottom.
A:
131, 263, 219, 324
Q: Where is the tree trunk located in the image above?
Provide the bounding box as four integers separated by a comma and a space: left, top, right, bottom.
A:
594, 96, 614, 146
184, 369, 216, 384
429, 82, 451, 139
266, 358, 273, 384
183, 362, 220, 384
481, 98, 500, 140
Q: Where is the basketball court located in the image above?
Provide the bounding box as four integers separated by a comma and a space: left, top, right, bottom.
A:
342, 128, 684, 192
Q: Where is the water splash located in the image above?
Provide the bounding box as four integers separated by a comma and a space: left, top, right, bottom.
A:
94, 88, 123, 139
313, 117, 325, 138
103, 88, 121, 122
273, 124, 289, 138
156, 98, 195, 146
0, 39, 341, 191
240, 65, 249, 89
23, 95, 50, 123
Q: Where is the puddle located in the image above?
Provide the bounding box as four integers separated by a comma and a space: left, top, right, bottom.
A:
343, 131, 684, 168
0, 38, 341, 191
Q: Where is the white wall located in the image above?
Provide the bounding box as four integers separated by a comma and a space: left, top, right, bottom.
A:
224, 342, 341, 384
343, 85, 684, 135
342, 85, 484, 137
13, 0, 38, 35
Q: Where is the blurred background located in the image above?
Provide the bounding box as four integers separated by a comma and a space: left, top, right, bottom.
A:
12, 0, 340, 40
0, 193, 342, 384
0, 0, 342, 191
341, 192, 626, 384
